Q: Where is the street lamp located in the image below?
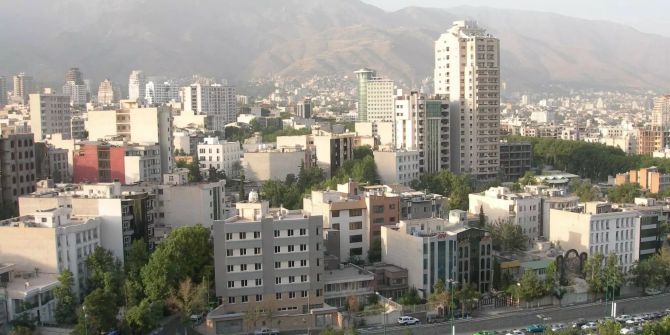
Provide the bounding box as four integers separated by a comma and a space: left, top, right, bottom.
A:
516, 282, 521, 309
447, 279, 458, 335
376, 291, 386, 335
83, 305, 88, 335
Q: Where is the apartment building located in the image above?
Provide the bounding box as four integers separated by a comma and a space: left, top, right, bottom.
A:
0, 133, 37, 207
197, 137, 242, 175
615, 167, 670, 194
397, 189, 447, 220
209, 197, 337, 334
181, 83, 237, 132
0, 207, 101, 299
29, 92, 72, 140
381, 218, 493, 296
97, 79, 115, 105
434, 20, 501, 181
0, 264, 60, 326
277, 128, 355, 177
499, 141, 532, 182
469, 187, 542, 241
373, 148, 420, 186
73, 141, 161, 184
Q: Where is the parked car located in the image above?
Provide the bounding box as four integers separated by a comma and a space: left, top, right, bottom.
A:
616, 315, 632, 323
581, 321, 598, 330
254, 328, 279, 335
526, 324, 545, 333
620, 327, 635, 334
454, 311, 472, 319
550, 323, 566, 332
397, 316, 420, 325
644, 288, 662, 295
572, 318, 587, 328
504, 330, 525, 335
625, 317, 644, 325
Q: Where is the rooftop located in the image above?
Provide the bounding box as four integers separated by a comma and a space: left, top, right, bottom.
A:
324, 264, 375, 285
6, 271, 60, 299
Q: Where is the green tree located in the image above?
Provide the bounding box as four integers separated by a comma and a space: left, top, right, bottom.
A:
54, 270, 78, 325
518, 270, 545, 306
353, 145, 373, 160
604, 252, 624, 299
428, 279, 451, 316
367, 238, 382, 263
631, 249, 670, 290
519, 171, 537, 186
9, 314, 36, 335
454, 283, 480, 314
574, 181, 598, 202
584, 253, 605, 298
608, 183, 641, 203
398, 287, 423, 306
123, 299, 163, 335
478, 206, 486, 228
597, 319, 621, 335
166, 278, 208, 323
413, 171, 472, 210
642, 315, 670, 334
187, 160, 203, 182
141, 225, 213, 301
86, 246, 124, 306
486, 219, 527, 252
125, 240, 149, 278
76, 288, 118, 334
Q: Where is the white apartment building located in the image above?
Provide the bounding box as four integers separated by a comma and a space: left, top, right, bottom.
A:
0, 263, 60, 326
121, 142, 162, 184
13, 73, 34, 103
62, 82, 88, 106
276, 128, 356, 177
373, 149, 420, 186
209, 197, 336, 334
181, 83, 237, 132
365, 78, 395, 123
549, 202, 640, 273
434, 20, 500, 181
651, 95, 670, 128
97, 79, 115, 105
197, 137, 242, 174
29, 93, 72, 140
145, 81, 179, 105
469, 187, 542, 241
0, 207, 101, 299
303, 189, 369, 262
355, 121, 395, 147
128, 70, 146, 102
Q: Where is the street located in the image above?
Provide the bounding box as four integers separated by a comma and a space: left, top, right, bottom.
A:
359, 293, 670, 335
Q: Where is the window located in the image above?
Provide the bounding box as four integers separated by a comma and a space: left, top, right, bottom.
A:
225, 233, 233, 240
288, 261, 295, 268
241, 295, 248, 303
254, 247, 261, 255
316, 243, 320, 251
316, 289, 322, 297
299, 228, 307, 235
289, 292, 296, 299
274, 230, 280, 237
275, 261, 281, 269
288, 245, 295, 252
300, 244, 307, 251
301, 290, 308, 298
275, 277, 282, 284
256, 294, 263, 302
227, 249, 233, 256
239, 248, 247, 256
239, 232, 246, 240
240, 264, 247, 271
287, 229, 294, 236
255, 263, 262, 270
289, 276, 295, 283
350, 248, 363, 256
332, 210, 340, 217
349, 209, 362, 217
300, 259, 307, 267
373, 205, 384, 213
317, 273, 321, 282
349, 235, 363, 243
241, 280, 248, 287
373, 218, 384, 224
227, 281, 235, 288
274, 246, 281, 253
228, 297, 235, 304
349, 222, 363, 230
255, 279, 262, 286
276, 293, 282, 300
301, 275, 308, 282
254, 231, 261, 239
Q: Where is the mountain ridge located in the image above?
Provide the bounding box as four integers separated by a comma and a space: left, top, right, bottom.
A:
1, 0, 669, 92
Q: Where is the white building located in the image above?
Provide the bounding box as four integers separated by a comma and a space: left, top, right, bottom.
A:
29, 92, 72, 140
62, 81, 88, 106
128, 70, 146, 102
355, 122, 395, 147
549, 202, 641, 273
469, 187, 542, 241
0, 207, 101, 299
121, 142, 162, 184
434, 20, 500, 181
0, 263, 60, 326
145, 81, 179, 105
181, 83, 237, 132
373, 149, 420, 186
365, 78, 395, 123
197, 137, 242, 174
97, 79, 115, 105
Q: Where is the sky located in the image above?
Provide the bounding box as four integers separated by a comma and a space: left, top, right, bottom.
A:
361, 0, 670, 36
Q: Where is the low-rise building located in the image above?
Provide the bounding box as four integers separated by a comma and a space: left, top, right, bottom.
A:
373, 148, 420, 186
0, 264, 60, 326
365, 263, 409, 300
73, 141, 161, 184
615, 167, 670, 194
242, 147, 308, 182
469, 187, 542, 241
324, 264, 375, 310
197, 137, 242, 176
381, 218, 493, 297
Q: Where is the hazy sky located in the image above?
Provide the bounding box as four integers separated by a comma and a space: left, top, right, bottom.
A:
362, 0, 670, 36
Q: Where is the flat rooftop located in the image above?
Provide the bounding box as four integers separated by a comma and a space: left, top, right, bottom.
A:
325, 265, 375, 284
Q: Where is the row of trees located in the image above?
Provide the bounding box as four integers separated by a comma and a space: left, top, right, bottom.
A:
51, 226, 213, 334
427, 279, 481, 316
632, 250, 670, 290
411, 171, 473, 210
508, 136, 670, 182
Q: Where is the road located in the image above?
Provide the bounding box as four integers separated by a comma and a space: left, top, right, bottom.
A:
359, 293, 670, 335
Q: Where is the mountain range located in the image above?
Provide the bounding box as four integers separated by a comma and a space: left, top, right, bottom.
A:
1, 0, 669, 92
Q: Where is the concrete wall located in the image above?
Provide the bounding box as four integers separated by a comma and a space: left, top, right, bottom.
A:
242, 151, 304, 181
0, 226, 58, 273
381, 226, 424, 294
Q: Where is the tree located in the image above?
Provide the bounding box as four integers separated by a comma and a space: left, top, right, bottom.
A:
412, 171, 472, 210
243, 306, 263, 334
9, 314, 36, 335
603, 252, 624, 299
518, 270, 544, 306
141, 225, 213, 301
584, 253, 605, 298
398, 287, 423, 306
123, 299, 163, 335
642, 315, 670, 334
187, 161, 203, 182
574, 180, 598, 202
77, 288, 119, 334
454, 283, 480, 314
353, 146, 373, 160
125, 240, 149, 278
166, 278, 208, 322
607, 183, 641, 203
86, 246, 124, 306
519, 171, 537, 186
54, 270, 78, 325
428, 279, 451, 316
487, 219, 527, 252
478, 206, 486, 228
367, 238, 382, 263
597, 319, 621, 335
631, 250, 670, 290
